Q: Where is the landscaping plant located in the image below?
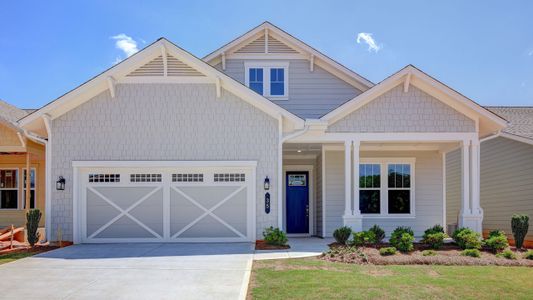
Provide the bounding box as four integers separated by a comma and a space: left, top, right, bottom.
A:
368, 224, 385, 244
422, 225, 446, 249
422, 250, 437, 256
333, 226, 352, 245
523, 250, 533, 260
26, 209, 42, 247
452, 228, 482, 249
483, 230, 509, 253
262, 226, 288, 246
379, 247, 397, 256
496, 249, 517, 260
350, 230, 376, 247
511, 214, 529, 250
461, 249, 481, 258
390, 227, 415, 252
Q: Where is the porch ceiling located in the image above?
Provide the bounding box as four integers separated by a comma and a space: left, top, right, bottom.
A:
284, 141, 460, 154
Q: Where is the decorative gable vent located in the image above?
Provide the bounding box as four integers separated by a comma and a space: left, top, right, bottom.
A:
233, 34, 299, 54
127, 55, 205, 77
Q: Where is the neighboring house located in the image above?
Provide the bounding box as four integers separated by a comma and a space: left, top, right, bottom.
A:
0, 100, 46, 228
18, 22, 507, 244
447, 107, 533, 245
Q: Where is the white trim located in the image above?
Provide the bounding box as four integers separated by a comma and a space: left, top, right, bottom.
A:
71, 160, 258, 168
442, 152, 446, 228
42, 115, 52, 242
119, 76, 213, 84
16, 132, 26, 148
0, 168, 20, 210
0, 146, 27, 152
277, 117, 283, 229
321, 145, 326, 237
290, 132, 478, 143
106, 76, 116, 98
226, 53, 307, 60
283, 165, 314, 236
22, 167, 37, 210
358, 157, 416, 218
244, 62, 289, 100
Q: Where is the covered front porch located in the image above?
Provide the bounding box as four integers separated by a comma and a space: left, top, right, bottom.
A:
282, 132, 483, 238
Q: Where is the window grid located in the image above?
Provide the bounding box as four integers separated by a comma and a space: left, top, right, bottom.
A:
172, 173, 204, 182
359, 164, 381, 214
130, 173, 162, 183
214, 173, 245, 182
88, 174, 120, 183
0, 169, 19, 209
249, 68, 263, 95
23, 169, 36, 209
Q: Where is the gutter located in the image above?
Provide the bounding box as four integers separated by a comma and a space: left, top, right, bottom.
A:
479, 130, 501, 143
281, 125, 310, 143
24, 130, 48, 145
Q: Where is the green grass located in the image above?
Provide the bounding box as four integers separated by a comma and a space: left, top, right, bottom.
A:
0, 251, 39, 265
250, 258, 533, 300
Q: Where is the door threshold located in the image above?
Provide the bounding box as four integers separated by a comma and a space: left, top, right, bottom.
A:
287, 234, 311, 237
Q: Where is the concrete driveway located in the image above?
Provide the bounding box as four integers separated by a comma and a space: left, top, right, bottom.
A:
0, 243, 254, 300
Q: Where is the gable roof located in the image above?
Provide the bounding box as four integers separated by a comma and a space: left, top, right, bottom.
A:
485, 106, 533, 141
203, 21, 374, 92
321, 65, 508, 137
0, 99, 28, 124
19, 38, 305, 136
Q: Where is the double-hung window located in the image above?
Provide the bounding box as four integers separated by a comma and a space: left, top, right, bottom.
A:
358, 159, 415, 217
0, 169, 18, 209
245, 63, 288, 99
23, 168, 36, 209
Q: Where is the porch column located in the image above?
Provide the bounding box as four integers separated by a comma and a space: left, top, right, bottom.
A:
352, 140, 361, 216
343, 139, 363, 231
460, 140, 471, 216
343, 140, 352, 216
458, 138, 483, 233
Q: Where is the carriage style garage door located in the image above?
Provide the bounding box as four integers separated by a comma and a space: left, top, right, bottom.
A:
73, 161, 256, 243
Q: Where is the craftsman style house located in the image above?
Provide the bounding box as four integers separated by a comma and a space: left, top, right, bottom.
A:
12, 22, 511, 244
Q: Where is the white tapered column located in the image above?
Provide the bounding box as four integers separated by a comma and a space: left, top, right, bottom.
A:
458, 138, 483, 233
353, 140, 361, 216
343, 140, 352, 216
343, 139, 363, 231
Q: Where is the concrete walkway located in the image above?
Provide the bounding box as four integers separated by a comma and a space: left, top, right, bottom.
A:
0, 243, 254, 300
253, 237, 332, 260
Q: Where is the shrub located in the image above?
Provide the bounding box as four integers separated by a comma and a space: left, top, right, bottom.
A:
26, 209, 42, 247
422, 232, 446, 250
350, 230, 376, 247
262, 227, 288, 246
379, 247, 397, 256
422, 249, 437, 256
511, 214, 529, 250
333, 226, 352, 245
368, 224, 385, 244
483, 230, 509, 253
390, 227, 415, 252
523, 250, 533, 260
424, 224, 445, 235
462, 249, 481, 258
496, 249, 517, 260
452, 228, 482, 249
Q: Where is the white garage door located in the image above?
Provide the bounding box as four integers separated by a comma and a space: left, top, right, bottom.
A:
74, 162, 256, 243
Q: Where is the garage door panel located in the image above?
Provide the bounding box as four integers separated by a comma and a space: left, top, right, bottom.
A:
86, 189, 121, 237
129, 189, 164, 237
211, 189, 248, 235
179, 215, 241, 238
95, 216, 156, 239
94, 186, 158, 210
175, 186, 242, 209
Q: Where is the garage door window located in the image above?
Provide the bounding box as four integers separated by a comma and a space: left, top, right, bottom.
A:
172, 174, 203, 182
89, 174, 120, 183
214, 173, 245, 182
130, 174, 162, 182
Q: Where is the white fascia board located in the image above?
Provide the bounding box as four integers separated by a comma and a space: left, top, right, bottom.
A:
289, 132, 478, 143
71, 160, 258, 168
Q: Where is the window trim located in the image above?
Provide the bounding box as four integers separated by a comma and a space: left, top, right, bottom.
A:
244, 61, 289, 100
0, 168, 19, 210
359, 158, 416, 218
23, 168, 37, 209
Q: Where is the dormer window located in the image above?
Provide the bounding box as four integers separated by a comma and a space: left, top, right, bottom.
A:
245, 62, 289, 100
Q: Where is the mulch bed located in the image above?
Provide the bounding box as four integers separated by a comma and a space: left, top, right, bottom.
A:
321, 244, 533, 267
0, 245, 61, 256
255, 240, 290, 250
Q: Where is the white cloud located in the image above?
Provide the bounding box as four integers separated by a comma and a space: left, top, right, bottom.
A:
356, 32, 382, 53
111, 34, 139, 58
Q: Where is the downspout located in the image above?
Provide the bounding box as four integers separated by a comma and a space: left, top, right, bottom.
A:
480, 130, 501, 143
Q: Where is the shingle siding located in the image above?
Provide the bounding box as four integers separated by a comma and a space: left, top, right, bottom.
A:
328, 85, 476, 133
215, 59, 362, 119
50, 83, 279, 241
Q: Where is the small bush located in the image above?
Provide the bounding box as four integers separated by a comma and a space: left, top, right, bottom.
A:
511, 214, 529, 250
523, 250, 533, 260
379, 247, 397, 256
262, 227, 288, 246
424, 224, 445, 235
368, 224, 385, 244
423, 232, 446, 250
26, 209, 42, 247
350, 230, 376, 247
496, 249, 517, 260
333, 226, 352, 245
422, 249, 437, 256
390, 227, 415, 252
453, 228, 482, 249
462, 249, 481, 258
483, 230, 509, 253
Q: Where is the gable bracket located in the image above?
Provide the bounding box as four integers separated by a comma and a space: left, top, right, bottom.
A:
221, 52, 226, 70
264, 28, 269, 53
16, 132, 26, 148
215, 77, 221, 98
107, 76, 116, 98
310, 54, 314, 72
403, 72, 411, 93
160, 43, 168, 77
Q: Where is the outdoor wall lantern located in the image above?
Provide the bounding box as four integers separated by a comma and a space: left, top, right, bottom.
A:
56, 176, 66, 190
264, 176, 270, 190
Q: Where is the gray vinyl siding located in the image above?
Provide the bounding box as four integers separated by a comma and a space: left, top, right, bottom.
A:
324, 150, 443, 237
215, 59, 362, 119
446, 137, 533, 241
446, 149, 462, 227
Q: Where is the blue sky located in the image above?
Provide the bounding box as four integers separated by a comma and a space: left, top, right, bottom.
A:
1, 0, 532, 109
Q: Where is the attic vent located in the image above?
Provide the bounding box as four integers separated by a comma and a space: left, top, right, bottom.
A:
267, 35, 299, 54
235, 35, 266, 53
127, 56, 164, 76
166, 55, 204, 76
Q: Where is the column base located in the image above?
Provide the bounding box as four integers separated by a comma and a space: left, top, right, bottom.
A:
343, 214, 363, 232
458, 212, 483, 234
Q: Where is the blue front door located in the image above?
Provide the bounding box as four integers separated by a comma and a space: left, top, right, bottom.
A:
286, 171, 309, 234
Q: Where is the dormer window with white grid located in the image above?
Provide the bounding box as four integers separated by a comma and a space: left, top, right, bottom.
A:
245, 62, 288, 100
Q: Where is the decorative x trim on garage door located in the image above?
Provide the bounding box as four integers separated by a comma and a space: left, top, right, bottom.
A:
87, 186, 163, 239
170, 185, 247, 239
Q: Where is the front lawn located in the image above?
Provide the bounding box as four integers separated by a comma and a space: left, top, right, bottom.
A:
0, 251, 38, 265
249, 258, 533, 299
